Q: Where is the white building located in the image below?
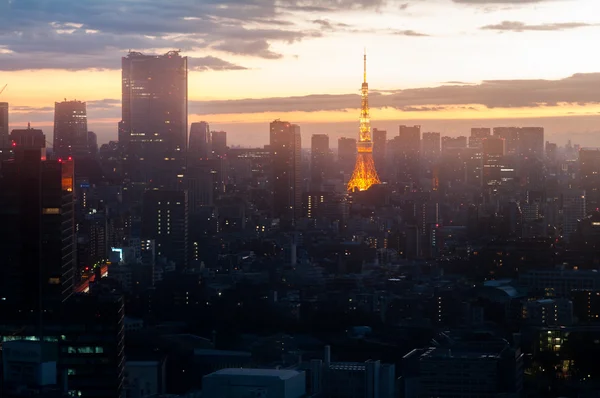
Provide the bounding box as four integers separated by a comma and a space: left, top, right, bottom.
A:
202, 368, 306, 398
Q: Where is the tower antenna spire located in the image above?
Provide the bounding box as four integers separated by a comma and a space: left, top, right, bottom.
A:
363, 49, 367, 84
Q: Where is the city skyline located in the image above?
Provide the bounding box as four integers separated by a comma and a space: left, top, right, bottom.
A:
1, 0, 600, 146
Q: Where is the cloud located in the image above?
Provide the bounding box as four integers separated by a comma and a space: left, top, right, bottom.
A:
0, 0, 337, 70
189, 56, 248, 71
312, 19, 350, 30
11, 106, 54, 112
213, 40, 284, 60
392, 29, 429, 37
482, 21, 597, 32
187, 73, 600, 114
453, 0, 561, 3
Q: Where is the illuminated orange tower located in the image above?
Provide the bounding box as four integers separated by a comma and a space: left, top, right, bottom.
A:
347, 51, 381, 192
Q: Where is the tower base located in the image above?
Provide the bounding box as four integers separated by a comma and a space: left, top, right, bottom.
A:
347, 153, 381, 192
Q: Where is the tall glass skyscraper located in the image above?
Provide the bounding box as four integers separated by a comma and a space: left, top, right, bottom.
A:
119, 51, 188, 186
119, 50, 188, 153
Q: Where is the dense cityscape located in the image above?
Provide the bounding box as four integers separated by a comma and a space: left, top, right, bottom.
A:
1, 34, 600, 398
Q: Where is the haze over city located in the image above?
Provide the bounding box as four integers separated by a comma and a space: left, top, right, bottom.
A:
1, 0, 600, 146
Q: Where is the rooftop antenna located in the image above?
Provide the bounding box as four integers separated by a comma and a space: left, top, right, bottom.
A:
0, 84, 7, 96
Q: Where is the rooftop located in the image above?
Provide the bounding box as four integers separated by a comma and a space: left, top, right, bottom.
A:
207, 368, 301, 380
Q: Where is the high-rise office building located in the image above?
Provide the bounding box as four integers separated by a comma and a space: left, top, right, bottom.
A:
270, 120, 301, 223
311, 134, 329, 189
493, 127, 519, 155
88, 131, 98, 157
398, 125, 421, 152
189, 122, 211, 159
562, 189, 586, 241
372, 128, 387, 175
60, 286, 125, 398
469, 128, 491, 148
422, 132, 441, 159
338, 137, 357, 175
53, 100, 88, 158
10, 126, 47, 158
186, 161, 216, 211
119, 51, 188, 152
519, 127, 544, 159
0, 102, 8, 148
393, 125, 421, 184
211, 131, 227, 158
482, 137, 506, 186
441, 136, 467, 153
0, 146, 75, 312
119, 51, 187, 185
141, 190, 189, 269
580, 147, 600, 210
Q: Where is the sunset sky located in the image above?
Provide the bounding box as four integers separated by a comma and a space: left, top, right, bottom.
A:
0, 0, 599, 147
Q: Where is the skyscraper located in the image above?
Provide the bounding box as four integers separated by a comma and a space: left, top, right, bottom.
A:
441, 136, 467, 153
338, 137, 357, 175
0, 145, 75, 312
393, 125, 421, 184
211, 131, 227, 158
10, 126, 47, 158
119, 51, 188, 152
482, 137, 506, 186
119, 51, 187, 185
141, 190, 189, 269
493, 127, 519, 155
469, 128, 491, 148
53, 100, 88, 158
311, 134, 330, 189
519, 127, 544, 159
422, 132, 441, 159
270, 120, 302, 223
347, 53, 381, 192
0, 102, 8, 148
372, 128, 387, 176
88, 131, 98, 157
562, 189, 586, 241
189, 122, 211, 159
579, 147, 600, 210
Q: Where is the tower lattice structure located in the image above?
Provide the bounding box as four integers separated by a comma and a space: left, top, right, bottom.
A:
347, 52, 381, 192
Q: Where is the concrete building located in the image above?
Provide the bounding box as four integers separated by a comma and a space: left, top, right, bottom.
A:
372, 128, 386, 176
270, 120, 302, 224
421, 132, 440, 160
53, 100, 88, 158
2, 340, 63, 397
469, 127, 491, 148
123, 360, 166, 398
519, 269, 600, 297
522, 298, 574, 326
402, 337, 523, 398
211, 130, 227, 158
562, 189, 586, 241
306, 346, 395, 398
579, 147, 600, 209
202, 368, 306, 398
0, 101, 8, 148
141, 190, 189, 269
189, 122, 211, 159
518, 127, 544, 159
311, 134, 330, 189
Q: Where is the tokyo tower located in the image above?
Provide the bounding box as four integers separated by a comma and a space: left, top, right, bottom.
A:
347, 51, 381, 192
